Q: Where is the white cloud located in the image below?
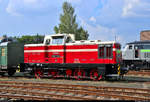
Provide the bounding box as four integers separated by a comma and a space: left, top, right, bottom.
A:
6, 0, 62, 16
80, 18, 123, 43
89, 16, 96, 23
122, 0, 150, 17
6, 0, 83, 16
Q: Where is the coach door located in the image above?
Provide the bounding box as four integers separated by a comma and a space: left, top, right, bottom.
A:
126, 45, 134, 59
0, 47, 7, 68
134, 45, 139, 59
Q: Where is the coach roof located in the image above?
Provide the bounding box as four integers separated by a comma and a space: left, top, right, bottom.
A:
127, 40, 150, 45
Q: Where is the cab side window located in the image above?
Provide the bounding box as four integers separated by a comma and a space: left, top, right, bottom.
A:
45, 39, 50, 45
129, 45, 132, 49
66, 37, 72, 43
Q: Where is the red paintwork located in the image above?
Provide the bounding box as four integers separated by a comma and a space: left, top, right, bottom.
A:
24, 43, 121, 64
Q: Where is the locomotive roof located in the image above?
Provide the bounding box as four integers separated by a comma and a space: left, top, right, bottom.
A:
127, 40, 150, 45
25, 41, 119, 47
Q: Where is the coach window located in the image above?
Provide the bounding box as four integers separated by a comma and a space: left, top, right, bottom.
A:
99, 45, 104, 58
138, 45, 143, 49
1, 48, 5, 56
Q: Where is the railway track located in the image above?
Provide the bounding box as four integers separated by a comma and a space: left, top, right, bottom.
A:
126, 70, 150, 76
0, 81, 149, 100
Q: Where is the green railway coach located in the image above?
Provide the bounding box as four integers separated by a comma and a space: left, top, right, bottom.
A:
0, 42, 24, 76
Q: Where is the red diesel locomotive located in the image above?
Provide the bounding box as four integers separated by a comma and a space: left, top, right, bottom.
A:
23, 34, 125, 80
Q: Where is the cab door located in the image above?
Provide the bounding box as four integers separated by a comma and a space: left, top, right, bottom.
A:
123, 45, 134, 60
44, 39, 50, 63
49, 36, 65, 64
134, 45, 139, 59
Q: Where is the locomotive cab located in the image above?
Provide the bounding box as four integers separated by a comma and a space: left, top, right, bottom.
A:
122, 41, 150, 70
44, 34, 75, 45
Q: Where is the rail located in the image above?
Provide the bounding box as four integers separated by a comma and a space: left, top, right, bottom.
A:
0, 81, 149, 100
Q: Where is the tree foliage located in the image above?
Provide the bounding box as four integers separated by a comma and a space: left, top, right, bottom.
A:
16, 34, 44, 44
54, 2, 89, 40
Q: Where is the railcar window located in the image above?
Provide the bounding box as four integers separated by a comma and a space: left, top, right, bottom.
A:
143, 45, 150, 49
134, 45, 142, 49
52, 36, 64, 44
133, 45, 150, 49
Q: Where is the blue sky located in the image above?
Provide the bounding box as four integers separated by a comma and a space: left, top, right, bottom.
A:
0, 0, 150, 46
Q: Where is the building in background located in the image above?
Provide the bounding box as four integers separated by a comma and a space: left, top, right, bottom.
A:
140, 30, 150, 41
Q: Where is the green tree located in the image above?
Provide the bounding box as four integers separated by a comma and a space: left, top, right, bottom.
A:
16, 34, 44, 44
54, 2, 89, 40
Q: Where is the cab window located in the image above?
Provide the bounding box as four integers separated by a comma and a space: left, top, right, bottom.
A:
66, 37, 73, 43
129, 45, 132, 49
52, 36, 64, 45
45, 39, 50, 45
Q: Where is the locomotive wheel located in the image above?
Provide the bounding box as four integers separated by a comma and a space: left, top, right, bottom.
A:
34, 69, 43, 79
74, 69, 85, 80
48, 69, 58, 78
90, 69, 99, 81
66, 69, 72, 78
